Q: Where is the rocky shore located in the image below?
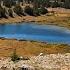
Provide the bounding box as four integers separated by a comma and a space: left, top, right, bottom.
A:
0, 53, 70, 70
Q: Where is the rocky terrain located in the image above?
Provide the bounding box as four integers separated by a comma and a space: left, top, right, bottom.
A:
0, 53, 70, 70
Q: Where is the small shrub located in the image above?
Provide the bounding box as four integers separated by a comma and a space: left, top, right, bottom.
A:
24, 6, 34, 16
0, 7, 8, 18
33, 8, 40, 16
11, 49, 20, 62
52, 2, 60, 8
14, 5, 24, 16
33, 7, 48, 16
8, 8, 14, 17
39, 7, 48, 14
4, 1, 12, 8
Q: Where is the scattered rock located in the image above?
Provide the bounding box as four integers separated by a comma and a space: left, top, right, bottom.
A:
0, 53, 70, 70
38, 53, 43, 56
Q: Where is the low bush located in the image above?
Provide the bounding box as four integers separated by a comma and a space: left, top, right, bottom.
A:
10, 49, 29, 62
33, 8, 40, 16
0, 7, 8, 18
33, 7, 48, 16
39, 7, 48, 14
8, 8, 14, 17
24, 6, 34, 16
14, 5, 24, 16
11, 49, 20, 62
4, 1, 12, 8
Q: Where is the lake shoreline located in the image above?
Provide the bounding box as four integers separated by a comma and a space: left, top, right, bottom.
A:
0, 13, 70, 29
0, 8, 70, 57
0, 23, 70, 45
0, 39, 69, 57
0, 8, 70, 29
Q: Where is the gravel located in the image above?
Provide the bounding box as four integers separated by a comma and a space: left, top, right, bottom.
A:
0, 53, 70, 70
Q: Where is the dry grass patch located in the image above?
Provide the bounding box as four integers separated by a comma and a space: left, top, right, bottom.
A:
0, 39, 70, 57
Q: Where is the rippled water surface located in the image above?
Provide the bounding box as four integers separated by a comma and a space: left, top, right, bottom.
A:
0, 23, 70, 44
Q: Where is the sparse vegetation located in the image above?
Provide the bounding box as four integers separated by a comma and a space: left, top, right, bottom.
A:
38, 7, 48, 15
10, 48, 29, 62
0, 6, 8, 18
0, 39, 69, 57
33, 8, 40, 16
0, 0, 70, 18
8, 8, 14, 17
11, 49, 20, 62
24, 6, 48, 16
24, 6, 34, 16
14, 5, 24, 16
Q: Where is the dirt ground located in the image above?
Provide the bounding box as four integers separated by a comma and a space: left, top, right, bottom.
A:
0, 39, 70, 57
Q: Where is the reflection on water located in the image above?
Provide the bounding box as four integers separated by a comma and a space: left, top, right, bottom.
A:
0, 23, 70, 44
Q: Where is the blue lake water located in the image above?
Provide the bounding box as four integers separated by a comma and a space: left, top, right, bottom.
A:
0, 23, 70, 44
